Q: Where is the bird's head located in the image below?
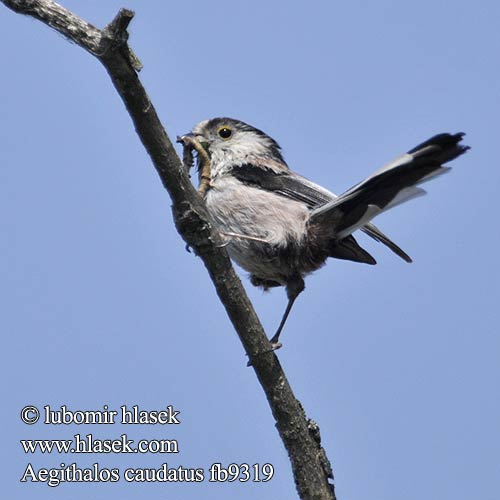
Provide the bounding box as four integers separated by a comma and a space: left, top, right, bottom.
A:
184, 117, 286, 172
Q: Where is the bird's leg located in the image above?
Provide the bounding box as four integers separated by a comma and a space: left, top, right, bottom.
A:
246, 275, 305, 366
269, 276, 305, 348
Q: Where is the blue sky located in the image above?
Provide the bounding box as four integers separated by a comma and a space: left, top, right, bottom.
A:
1, 1, 498, 499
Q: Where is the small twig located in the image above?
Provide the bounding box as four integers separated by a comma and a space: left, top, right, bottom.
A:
104, 7, 134, 36
102, 9, 142, 71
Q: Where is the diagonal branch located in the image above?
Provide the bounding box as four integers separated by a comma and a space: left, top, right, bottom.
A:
2, 1, 336, 498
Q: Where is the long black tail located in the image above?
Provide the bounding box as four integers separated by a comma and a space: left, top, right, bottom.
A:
310, 133, 469, 239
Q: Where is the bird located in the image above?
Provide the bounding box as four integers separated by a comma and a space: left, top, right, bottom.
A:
180, 117, 469, 348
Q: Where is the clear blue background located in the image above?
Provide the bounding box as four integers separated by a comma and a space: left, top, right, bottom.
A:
1, 1, 498, 499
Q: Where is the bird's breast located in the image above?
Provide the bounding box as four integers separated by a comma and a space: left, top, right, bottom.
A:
204, 175, 313, 282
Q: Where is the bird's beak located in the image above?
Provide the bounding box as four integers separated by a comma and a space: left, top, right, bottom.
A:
176, 132, 209, 151
177, 132, 195, 141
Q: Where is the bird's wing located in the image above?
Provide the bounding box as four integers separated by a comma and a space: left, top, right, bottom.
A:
310, 132, 469, 240
228, 163, 411, 262
228, 163, 333, 208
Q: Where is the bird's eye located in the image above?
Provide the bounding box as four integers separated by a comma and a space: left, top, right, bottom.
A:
217, 126, 232, 140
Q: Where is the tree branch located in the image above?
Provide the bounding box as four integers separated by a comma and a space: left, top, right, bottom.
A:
2, 1, 336, 498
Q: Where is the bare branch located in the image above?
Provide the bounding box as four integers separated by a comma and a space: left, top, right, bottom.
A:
3, 0, 103, 52
2, 1, 336, 498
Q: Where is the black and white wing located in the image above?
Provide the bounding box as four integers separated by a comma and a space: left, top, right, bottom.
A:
228, 163, 412, 262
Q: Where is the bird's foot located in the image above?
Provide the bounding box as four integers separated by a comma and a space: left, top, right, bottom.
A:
246, 341, 283, 367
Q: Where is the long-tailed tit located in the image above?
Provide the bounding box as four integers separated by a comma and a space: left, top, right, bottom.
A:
180, 118, 468, 347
